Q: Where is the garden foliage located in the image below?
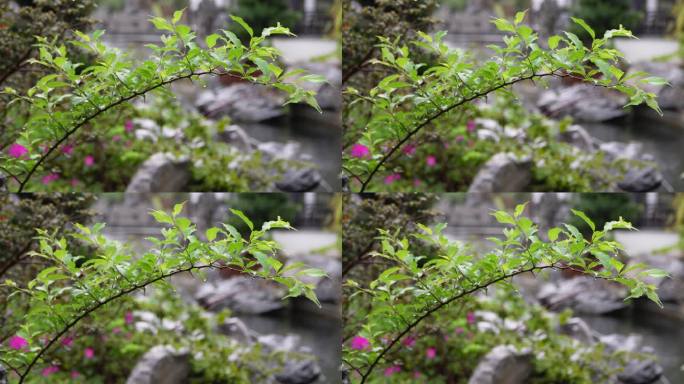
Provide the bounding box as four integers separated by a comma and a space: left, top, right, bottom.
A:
0, 202, 325, 382
343, 13, 666, 192
0, 9, 324, 192
343, 203, 666, 382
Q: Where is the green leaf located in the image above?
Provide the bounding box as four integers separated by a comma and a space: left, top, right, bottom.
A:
230, 15, 253, 37
206, 227, 219, 242
571, 209, 595, 231
150, 210, 173, 225
172, 8, 185, 24
644, 268, 669, 278
514, 203, 527, 218
548, 227, 561, 242
173, 202, 185, 217
230, 209, 253, 231
150, 17, 173, 32
493, 18, 516, 33
548, 35, 561, 49
298, 268, 328, 278
514, 10, 527, 25
205, 33, 220, 48
571, 17, 595, 39
642, 76, 669, 86
492, 210, 516, 225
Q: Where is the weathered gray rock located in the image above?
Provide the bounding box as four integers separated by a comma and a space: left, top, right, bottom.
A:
195, 276, 287, 314
258, 141, 301, 161
558, 317, 596, 344
599, 142, 663, 192
468, 153, 532, 192
315, 277, 341, 303
276, 168, 322, 192
467, 345, 533, 384
126, 153, 191, 193
618, 166, 663, 192
196, 83, 286, 122
538, 277, 629, 314
600, 333, 644, 354
0, 364, 7, 384
618, 359, 664, 384
538, 83, 629, 122
126, 345, 190, 384
258, 334, 301, 354
341, 366, 350, 384
274, 358, 322, 384
218, 317, 255, 345
215, 125, 256, 152
600, 142, 644, 162
558, 125, 596, 152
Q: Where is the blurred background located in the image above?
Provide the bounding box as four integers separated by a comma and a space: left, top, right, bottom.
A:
398, 193, 684, 382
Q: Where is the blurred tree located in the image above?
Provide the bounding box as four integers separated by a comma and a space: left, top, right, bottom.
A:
0, 194, 94, 341
342, 193, 438, 278
0, 0, 95, 150
341, 0, 437, 85
569, 193, 641, 235
229, 0, 300, 42
570, 0, 642, 40
227, 194, 300, 235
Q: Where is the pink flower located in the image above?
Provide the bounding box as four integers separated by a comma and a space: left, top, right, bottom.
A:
350, 336, 370, 351
350, 144, 370, 158
384, 173, 401, 185
467, 312, 476, 325
112, 327, 122, 334
41, 365, 59, 377
456, 135, 465, 143
455, 327, 465, 335
402, 336, 416, 348
70, 178, 80, 187
413, 178, 421, 187
402, 144, 416, 156
426, 155, 437, 167
426, 347, 437, 359
467, 120, 477, 133
84, 347, 95, 359
8, 335, 28, 350
71, 371, 80, 379
125, 120, 134, 133
125, 311, 134, 325
414, 371, 422, 378
61, 144, 74, 155
41, 173, 59, 185
61, 336, 74, 347
384, 365, 401, 377
7, 143, 28, 158
112, 135, 121, 142
84, 155, 95, 167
